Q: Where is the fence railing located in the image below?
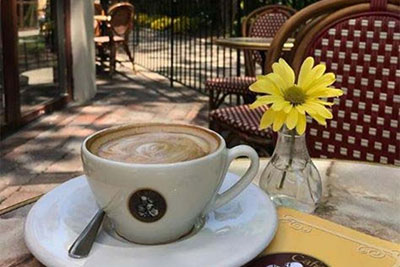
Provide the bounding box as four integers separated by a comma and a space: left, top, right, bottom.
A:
130, 0, 316, 95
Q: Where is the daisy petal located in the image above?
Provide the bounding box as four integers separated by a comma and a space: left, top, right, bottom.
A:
283, 103, 293, 113
265, 73, 287, 93
325, 88, 343, 97
316, 100, 335, 106
249, 78, 281, 96
301, 64, 326, 90
310, 88, 343, 98
271, 100, 290, 111
272, 111, 286, 132
296, 114, 307, 135
306, 101, 333, 119
259, 108, 274, 129
279, 58, 295, 85
295, 105, 306, 114
250, 101, 266, 109
272, 61, 292, 88
310, 113, 327, 126
298, 57, 314, 87
306, 73, 336, 95
302, 103, 317, 115
286, 108, 299, 130
313, 64, 327, 81
281, 102, 292, 113
249, 95, 280, 109
306, 87, 326, 97
302, 64, 326, 91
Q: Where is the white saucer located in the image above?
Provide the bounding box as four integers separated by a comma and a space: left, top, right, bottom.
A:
25, 172, 277, 267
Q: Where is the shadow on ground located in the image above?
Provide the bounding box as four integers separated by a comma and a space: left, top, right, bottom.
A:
0, 62, 209, 209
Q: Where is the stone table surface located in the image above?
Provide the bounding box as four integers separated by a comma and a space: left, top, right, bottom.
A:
0, 158, 399, 266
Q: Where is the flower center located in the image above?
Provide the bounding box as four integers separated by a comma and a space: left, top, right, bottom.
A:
283, 85, 306, 106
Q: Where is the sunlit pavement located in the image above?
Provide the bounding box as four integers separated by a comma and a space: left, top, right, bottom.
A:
0, 63, 208, 210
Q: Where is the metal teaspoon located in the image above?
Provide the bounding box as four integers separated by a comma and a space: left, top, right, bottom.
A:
68, 209, 105, 258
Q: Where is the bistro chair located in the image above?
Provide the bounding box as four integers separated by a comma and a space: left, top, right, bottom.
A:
211, 104, 275, 155
208, 0, 398, 156
267, 0, 400, 165
94, 2, 104, 15
94, 18, 102, 37
94, 2, 135, 75
206, 5, 296, 112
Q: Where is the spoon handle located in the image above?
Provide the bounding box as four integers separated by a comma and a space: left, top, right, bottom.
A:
68, 209, 105, 258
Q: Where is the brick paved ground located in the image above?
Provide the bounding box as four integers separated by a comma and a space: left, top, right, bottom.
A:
0, 63, 208, 210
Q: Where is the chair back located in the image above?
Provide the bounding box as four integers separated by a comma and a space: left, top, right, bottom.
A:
94, 3, 104, 15
108, 2, 134, 38
276, 0, 400, 165
94, 19, 101, 37
242, 5, 295, 75
266, 0, 400, 71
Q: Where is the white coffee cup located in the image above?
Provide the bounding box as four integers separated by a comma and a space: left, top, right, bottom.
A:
81, 123, 259, 244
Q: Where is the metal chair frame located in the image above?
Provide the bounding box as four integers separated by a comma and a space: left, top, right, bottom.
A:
95, 2, 136, 75
207, 5, 296, 113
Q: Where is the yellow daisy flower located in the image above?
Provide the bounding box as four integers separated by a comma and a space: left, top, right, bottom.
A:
249, 57, 343, 135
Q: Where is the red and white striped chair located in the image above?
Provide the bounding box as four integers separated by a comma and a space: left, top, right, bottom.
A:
210, 104, 275, 155
267, 0, 400, 165
206, 5, 296, 111
208, 4, 337, 155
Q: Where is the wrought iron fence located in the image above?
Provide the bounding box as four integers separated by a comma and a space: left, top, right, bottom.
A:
130, 0, 317, 94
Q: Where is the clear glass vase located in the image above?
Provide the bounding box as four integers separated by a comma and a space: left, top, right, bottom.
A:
259, 127, 322, 213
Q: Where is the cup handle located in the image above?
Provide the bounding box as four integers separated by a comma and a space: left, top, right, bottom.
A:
212, 145, 259, 210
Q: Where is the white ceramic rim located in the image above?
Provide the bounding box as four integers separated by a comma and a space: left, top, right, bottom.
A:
81, 122, 227, 169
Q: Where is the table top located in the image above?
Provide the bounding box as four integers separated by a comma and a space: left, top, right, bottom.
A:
1, 158, 399, 266
94, 15, 111, 21
215, 37, 295, 51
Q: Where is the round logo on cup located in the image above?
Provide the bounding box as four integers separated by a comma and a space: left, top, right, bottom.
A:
128, 189, 167, 223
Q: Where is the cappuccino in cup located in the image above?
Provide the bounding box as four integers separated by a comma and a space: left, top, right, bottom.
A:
82, 123, 259, 244
92, 127, 219, 164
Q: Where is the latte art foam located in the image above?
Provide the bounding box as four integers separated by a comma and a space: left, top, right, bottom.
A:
97, 132, 212, 164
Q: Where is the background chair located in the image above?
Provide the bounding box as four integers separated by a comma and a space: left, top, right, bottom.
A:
267, 0, 400, 165
94, 2, 104, 16
208, 0, 393, 156
206, 5, 296, 112
207, 5, 295, 155
95, 2, 135, 75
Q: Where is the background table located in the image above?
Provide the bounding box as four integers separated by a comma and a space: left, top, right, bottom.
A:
1, 159, 399, 266
215, 37, 294, 51
215, 37, 294, 75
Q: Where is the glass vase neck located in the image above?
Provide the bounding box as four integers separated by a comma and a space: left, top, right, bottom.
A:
278, 126, 300, 137
273, 127, 309, 159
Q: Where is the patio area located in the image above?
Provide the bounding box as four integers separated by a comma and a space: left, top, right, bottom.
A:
0, 63, 208, 210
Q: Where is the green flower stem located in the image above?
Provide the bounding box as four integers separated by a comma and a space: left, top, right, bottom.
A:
277, 129, 296, 190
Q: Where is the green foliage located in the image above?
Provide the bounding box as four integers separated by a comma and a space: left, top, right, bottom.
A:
133, 0, 321, 35
137, 13, 151, 26
173, 16, 198, 33
150, 16, 172, 31
18, 36, 46, 54
146, 15, 200, 33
